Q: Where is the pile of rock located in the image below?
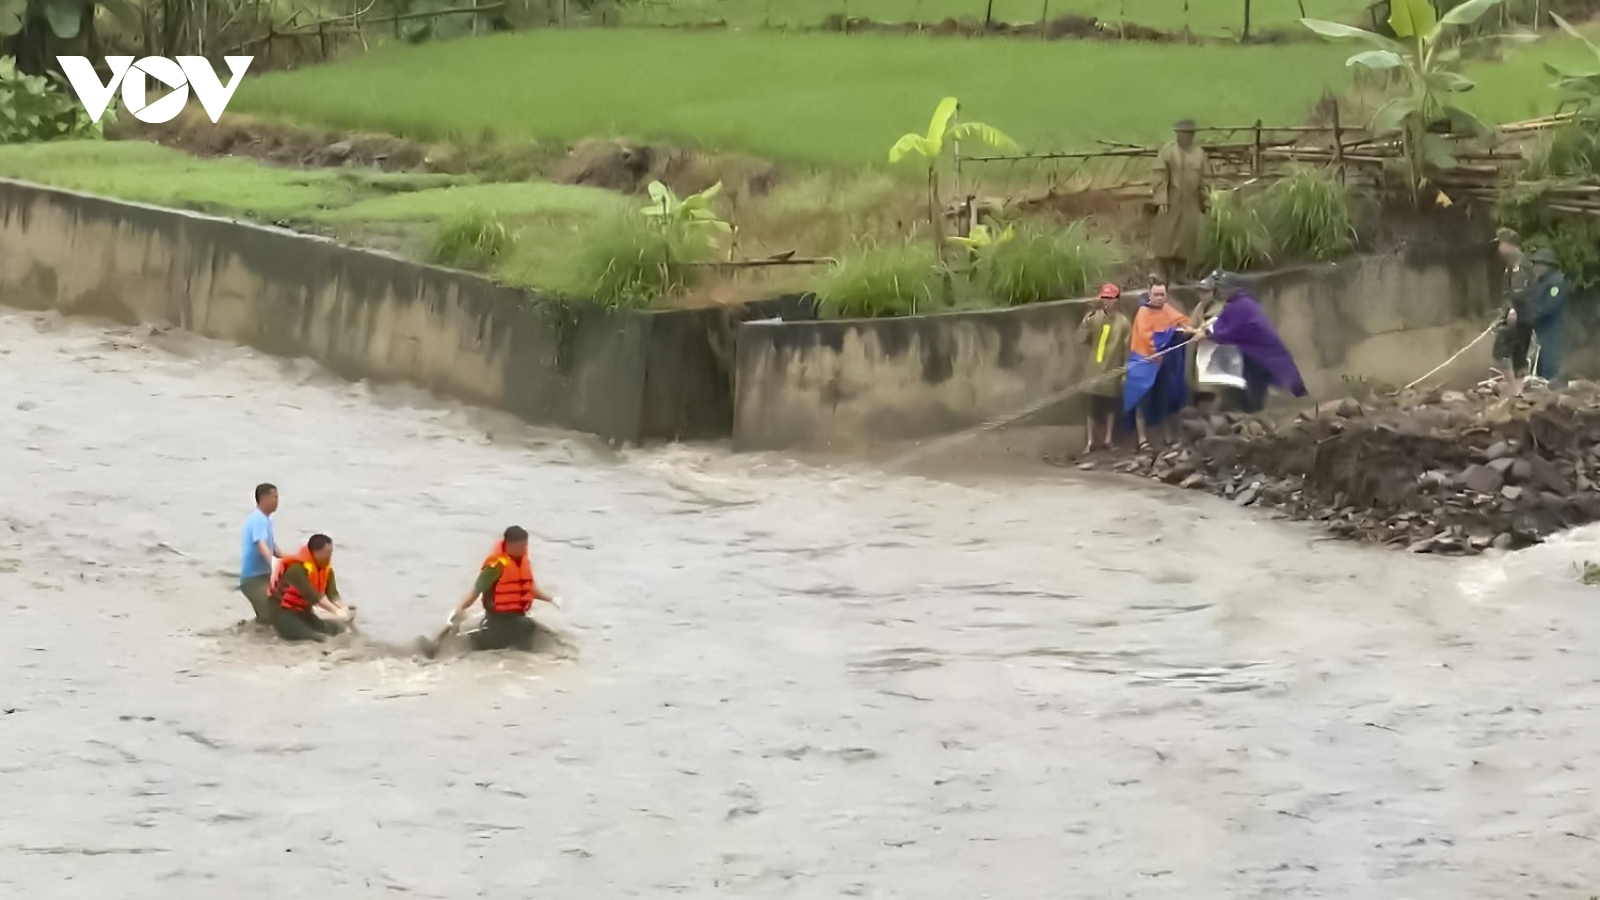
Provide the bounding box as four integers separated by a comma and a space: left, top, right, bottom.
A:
1082, 383, 1600, 555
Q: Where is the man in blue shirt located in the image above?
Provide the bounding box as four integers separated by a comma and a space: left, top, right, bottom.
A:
239, 483, 292, 624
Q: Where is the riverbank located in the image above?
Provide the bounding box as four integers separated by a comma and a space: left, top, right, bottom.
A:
1078, 379, 1600, 556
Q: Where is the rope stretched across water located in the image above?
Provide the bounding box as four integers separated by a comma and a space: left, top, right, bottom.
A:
888, 335, 1197, 469
890, 317, 1502, 470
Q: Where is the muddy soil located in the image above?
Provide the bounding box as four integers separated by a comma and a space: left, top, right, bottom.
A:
114, 110, 781, 200
1083, 382, 1600, 555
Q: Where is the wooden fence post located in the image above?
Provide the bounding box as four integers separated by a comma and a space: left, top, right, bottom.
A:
1251, 119, 1263, 176
1331, 104, 1346, 184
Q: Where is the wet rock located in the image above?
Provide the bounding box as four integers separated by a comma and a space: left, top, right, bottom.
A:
1487, 457, 1516, 477
1235, 482, 1263, 506
1460, 464, 1504, 495
1485, 440, 1511, 460
1501, 485, 1524, 501
1179, 473, 1206, 490
1510, 459, 1533, 484
1492, 532, 1514, 550
1528, 456, 1572, 495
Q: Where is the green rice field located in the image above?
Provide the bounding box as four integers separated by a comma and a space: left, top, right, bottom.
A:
229, 26, 1582, 170
232, 29, 1361, 167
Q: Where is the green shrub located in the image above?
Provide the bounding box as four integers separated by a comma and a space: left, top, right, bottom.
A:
430, 207, 512, 270
1265, 166, 1356, 262
0, 56, 105, 143
978, 221, 1120, 306
1495, 183, 1600, 290
1523, 116, 1600, 180
569, 215, 714, 308
1201, 187, 1271, 272
817, 240, 943, 318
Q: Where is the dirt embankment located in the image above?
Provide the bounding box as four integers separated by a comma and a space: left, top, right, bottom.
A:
1083, 383, 1600, 555
111, 111, 782, 200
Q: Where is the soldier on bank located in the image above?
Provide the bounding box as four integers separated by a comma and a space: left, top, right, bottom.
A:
1528, 247, 1571, 386
1492, 227, 1534, 397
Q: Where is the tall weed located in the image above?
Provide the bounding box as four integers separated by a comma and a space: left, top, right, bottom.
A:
430, 207, 512, 270
817, 240, 944, 318
978, 221, 1120, 306
1201, 188, 1270, 272
1265, 166, 1356, 262
569, 215, 714, 308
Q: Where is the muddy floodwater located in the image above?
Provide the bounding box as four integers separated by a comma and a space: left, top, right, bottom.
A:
3, 311, 1600, 898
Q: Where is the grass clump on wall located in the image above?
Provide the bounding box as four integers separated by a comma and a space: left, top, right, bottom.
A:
977, 221, 1121, 307
1264, 167, 1355, 262
430, 207, 512, 270
817, 239, 943, 318
568, 216, 716, 308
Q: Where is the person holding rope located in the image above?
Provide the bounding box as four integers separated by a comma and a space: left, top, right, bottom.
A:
1077, 282, 1132, 454
1492, 228, 1534, 397
1124, 280, 1195, 452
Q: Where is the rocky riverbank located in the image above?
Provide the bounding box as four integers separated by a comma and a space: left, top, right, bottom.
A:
1079, 382, 1600, 555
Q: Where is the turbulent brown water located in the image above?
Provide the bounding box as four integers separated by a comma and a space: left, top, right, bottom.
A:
3, 310, 1600, 898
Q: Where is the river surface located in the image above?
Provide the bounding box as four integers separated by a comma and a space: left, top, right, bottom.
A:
2, 310, 1599, 899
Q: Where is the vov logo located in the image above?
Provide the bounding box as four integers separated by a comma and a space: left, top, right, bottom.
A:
56, 56, 253, 125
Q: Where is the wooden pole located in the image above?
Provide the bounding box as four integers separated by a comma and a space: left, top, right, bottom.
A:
1331, 104, 1346, 184
1251, 118, 1263, 176
1241, 0, 1251, 41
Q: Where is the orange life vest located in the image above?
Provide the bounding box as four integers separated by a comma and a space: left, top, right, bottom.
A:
482, 541, 536, 615
272, 546, 332, 613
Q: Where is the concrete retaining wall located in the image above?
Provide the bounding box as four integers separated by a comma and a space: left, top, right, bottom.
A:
0, 179, 733, 445
732, 246, 1504, 452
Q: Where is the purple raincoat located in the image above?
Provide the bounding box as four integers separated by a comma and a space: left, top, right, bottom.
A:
1207, 295, 1307, 397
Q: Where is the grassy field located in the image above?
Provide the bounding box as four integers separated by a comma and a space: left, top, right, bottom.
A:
0, 141, 632, 292
231, 29, 1362, 168
621, 0, 1372, 34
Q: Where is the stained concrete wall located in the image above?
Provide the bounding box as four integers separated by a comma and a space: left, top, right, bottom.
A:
0, 179, 733, 445
733, 246, 1503, 452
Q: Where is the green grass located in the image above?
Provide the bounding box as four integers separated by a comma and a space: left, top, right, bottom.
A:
232, 28, 1358, 168
0, 141, 634, 294
623, 0, 1371, 34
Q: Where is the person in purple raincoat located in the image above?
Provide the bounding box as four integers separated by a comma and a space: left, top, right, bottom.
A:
1195, 273, 1307, 413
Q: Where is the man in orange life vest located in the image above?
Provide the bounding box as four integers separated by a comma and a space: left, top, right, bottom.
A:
446, 525, 559, 651
270, 533, 356, 643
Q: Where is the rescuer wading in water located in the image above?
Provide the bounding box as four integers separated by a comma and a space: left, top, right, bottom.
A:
445, 525, 560, 652
270, 533, 356, 642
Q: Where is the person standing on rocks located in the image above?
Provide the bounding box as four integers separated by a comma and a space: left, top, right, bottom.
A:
1150, 120, 1209, 285
1123, 280, 1193, 452
1527, 247, 1570, 386
1185, 271, 1229, 413
1492, 228, 1534, 397
1195, 273, 1306, 413
1077, 282, 1132, 454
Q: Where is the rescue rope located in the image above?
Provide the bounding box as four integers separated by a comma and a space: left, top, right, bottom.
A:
892, 314, 1507, 470
1401, 321, 1497, 391
889, 334, 1198, 469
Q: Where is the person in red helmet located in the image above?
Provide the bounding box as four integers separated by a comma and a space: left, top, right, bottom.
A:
445, 525, 560, 652
1076, 282, 1131, 454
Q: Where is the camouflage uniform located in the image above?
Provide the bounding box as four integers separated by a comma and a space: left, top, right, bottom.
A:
1492, 235, 1534, 378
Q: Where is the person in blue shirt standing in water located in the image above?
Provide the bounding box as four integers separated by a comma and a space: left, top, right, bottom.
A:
239, 483, 292, 625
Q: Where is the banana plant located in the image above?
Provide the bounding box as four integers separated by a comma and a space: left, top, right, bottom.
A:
641, 179, 732, 248
889, 96, 1016, 257
1545, 14, 1600, 114
1300, 0, 1534, 194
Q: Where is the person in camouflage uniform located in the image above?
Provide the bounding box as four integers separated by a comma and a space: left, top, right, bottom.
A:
1491, 227, 1534, 397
